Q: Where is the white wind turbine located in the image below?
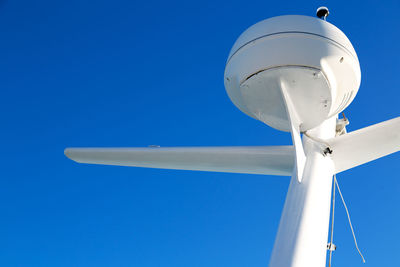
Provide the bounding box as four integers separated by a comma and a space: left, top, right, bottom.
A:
65, 7, 400, 267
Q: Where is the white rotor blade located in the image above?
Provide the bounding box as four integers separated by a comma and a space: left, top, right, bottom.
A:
280, 80, 306, 182
65, 146, 294, 176
328, 116, 400, 173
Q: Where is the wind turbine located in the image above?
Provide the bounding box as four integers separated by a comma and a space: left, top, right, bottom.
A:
65, 7, 400, 267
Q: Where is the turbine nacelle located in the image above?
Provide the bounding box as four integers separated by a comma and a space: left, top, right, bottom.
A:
224, 15, 361, 132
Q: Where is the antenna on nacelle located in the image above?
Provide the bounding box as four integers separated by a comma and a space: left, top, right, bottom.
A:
317, 6, 330, 20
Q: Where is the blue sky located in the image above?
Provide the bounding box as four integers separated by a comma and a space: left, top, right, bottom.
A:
1, 0, 400, 266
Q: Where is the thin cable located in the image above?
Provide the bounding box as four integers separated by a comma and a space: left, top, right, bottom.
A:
334, 175, 366, 263
328, 176, 336, 267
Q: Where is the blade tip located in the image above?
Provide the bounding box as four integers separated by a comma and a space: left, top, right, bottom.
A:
64, 148, 78, 161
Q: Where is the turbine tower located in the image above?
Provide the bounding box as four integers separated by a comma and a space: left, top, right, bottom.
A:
65, 8, 400, 267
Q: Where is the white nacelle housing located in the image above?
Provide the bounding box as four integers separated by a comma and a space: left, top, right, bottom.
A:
224, 15, 361, 132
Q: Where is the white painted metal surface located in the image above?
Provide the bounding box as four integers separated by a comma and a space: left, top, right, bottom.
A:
64, 11, 400, 267
328, 116, 400, 173
65, 146, 294, 176
269, 117, 336, 267
224, 15, 361, 132
279, 72, 307, 181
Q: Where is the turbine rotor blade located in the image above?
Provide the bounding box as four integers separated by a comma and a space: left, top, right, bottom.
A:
65, 146, 295, 176
280, 79, 306, 182
328, 116, 400, 173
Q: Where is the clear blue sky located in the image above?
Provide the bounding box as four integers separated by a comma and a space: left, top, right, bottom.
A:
1, 0, 399, 266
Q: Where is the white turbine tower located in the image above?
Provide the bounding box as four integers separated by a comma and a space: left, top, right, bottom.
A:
65, 8, 400, 267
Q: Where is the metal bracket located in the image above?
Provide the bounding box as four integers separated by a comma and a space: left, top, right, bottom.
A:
323, 147, 333, 156
327, 242, 337, 251
336, 114, 350, 136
